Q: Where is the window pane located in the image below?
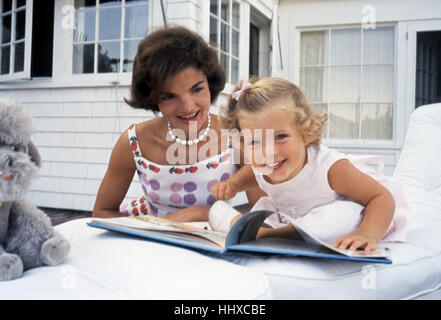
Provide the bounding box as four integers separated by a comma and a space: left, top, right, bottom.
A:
98, 41, 120, 72
15, 10, 26, 40
99, 0, 121, 7
14, 42, 24, 72
2, 0, 12, 12
125, 5, 148, 39
123, 40, 138, 72
363, 27, 394, 65
0, 45, 10, 74
75, 0, 96, 9
232, 29, 239, 57
231, 57, 238, 84
329, 104, 359, 139
299, 66, 328, 102
361, 65, 394, 102
361, 103, 393, 140
74, 10, 95, 42
210, 0, 218, 15
99, 7, 121, 40
328, 66, 360, 102
209, 17, 218, 48
17, 0, 26, 8
220, 52, 229, 83
220, 22, 229, 52
2, 14, 11, 44
232, 0, 239, 28
221, 0, 229, 22
300, 31, 328, 66
73, 43, 94, 73
330, 28, 360, 65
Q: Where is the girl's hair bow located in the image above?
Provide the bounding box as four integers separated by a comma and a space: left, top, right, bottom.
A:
231, 81, 251, 101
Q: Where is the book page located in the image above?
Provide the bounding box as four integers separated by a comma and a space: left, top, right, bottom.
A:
288, 216, 391, 258
90, 216, 227, 247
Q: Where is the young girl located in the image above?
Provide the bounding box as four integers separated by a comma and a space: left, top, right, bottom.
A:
210, 77, 410, 252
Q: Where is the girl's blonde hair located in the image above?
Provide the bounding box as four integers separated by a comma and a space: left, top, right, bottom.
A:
221, 77, 328, 145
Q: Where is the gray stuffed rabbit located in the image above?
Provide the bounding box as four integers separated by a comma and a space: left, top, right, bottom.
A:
0, 98, 70, 281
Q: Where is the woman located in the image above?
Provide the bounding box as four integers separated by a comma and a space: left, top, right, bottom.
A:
92, 26, 262, 221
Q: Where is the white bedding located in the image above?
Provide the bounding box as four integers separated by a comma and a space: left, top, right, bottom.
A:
220, 104, 441, 299
0, 218, 272, 300
1, 105, 439, 300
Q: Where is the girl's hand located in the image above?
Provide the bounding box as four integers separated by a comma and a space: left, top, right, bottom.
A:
211, 181, 239, 200
333, 231, 379, 253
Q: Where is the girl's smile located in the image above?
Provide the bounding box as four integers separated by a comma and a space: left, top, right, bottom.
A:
238, 103, 308, 184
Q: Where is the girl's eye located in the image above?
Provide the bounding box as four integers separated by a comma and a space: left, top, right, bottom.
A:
248, 140, 260, 146
275, 134, 287, 141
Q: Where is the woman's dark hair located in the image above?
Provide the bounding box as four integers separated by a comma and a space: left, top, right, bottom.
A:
125, 26, 226, 113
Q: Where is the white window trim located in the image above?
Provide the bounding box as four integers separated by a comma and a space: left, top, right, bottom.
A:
64, 0, 152, 86
0, 0, 33, 82
405, 19, 441, 129
295, 23, 399, 148
209, 0, 243, 86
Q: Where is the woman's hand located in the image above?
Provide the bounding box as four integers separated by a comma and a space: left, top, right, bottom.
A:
164, 205, 210, 223
211, 181, 239, 200
333, 231, 379, 253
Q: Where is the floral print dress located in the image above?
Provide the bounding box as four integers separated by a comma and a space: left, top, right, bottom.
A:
119, 124, 238, 217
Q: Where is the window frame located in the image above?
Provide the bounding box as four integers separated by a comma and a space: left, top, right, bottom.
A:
0, 0, 33, 82
296, 23, 398, 147
67, 0, 151, 84
209, 0, 241, 86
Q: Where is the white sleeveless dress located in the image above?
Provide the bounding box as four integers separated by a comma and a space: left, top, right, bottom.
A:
251, 144, 410, 243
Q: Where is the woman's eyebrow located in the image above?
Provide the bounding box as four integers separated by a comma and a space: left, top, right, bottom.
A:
161, 80, 205, 95
191, 80, 205, 88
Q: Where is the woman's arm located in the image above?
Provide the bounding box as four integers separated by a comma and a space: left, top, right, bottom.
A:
328, 159, 395, 252
92, 130, 136, 218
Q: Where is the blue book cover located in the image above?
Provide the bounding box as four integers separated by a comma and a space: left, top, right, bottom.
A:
87, 211, 392, 264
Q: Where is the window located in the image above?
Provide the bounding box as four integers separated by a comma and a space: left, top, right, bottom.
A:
209, 0, 240, 85
0, 0, 30, 80
0, 0, 55, 81
299, 26, 395, 141
73, 0, 148, 74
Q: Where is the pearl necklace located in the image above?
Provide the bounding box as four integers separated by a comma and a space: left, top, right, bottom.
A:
167, 113, 211, 146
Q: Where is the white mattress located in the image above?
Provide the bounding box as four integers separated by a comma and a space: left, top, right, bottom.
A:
219, 209, 441, 299
220, 104, 441, 299
2, 105, 439, 300
0, 218, 272, 300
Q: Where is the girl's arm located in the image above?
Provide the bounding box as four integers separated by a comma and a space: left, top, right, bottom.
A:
327, 159, 395, 252
210, 164, 259, 200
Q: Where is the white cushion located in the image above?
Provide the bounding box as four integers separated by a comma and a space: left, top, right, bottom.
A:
0, 218, 272, 300
394, 103, 441, 216
221, 104, 441, 299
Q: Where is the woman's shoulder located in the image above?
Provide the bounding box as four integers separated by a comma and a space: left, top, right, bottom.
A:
130, 118, 163, 134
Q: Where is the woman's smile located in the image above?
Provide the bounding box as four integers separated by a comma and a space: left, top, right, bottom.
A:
176, 110, 201, 123
158, 67, 211, 136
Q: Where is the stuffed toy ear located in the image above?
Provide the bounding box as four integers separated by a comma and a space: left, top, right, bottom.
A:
27, 140, 41, 168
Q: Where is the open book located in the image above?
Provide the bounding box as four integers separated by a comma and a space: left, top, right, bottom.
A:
87, 210, 392, 264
